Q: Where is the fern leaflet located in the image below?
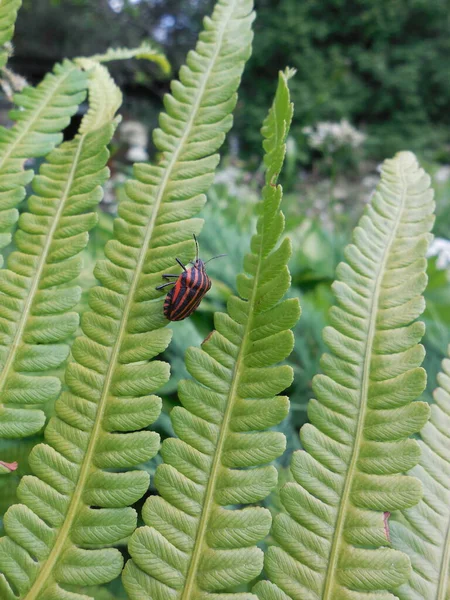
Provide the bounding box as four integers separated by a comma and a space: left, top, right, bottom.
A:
0, 0, 21, 69
123, 68, 299, 600
0, 60, 88, 264
0, 1, 253, 597
390, 344, 450, 600
255, 151, 435, 600
86, 41, 170, 74
0, 64, 121, 440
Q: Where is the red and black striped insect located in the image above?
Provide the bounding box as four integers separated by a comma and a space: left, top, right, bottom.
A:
156, 235, 225, 321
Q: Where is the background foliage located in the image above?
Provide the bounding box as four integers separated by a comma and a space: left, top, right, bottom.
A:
9, 0, 450, 162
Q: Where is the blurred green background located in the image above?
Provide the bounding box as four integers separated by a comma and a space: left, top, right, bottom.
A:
8, 0, 450, 162
1, 1, 449, 596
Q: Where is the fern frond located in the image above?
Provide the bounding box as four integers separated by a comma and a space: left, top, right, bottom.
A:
86, 41, 170, 75
78, 62, 122, 134
0, 64, 121, 439
390, 344, 450, 600
255, 151, 435, 600
0, 0, 21, 69
123, 67, 299, 600
0, 1, 253, 597
0, 60, 88, 263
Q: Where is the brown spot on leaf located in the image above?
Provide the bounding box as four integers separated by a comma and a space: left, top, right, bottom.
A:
201, 330, 215, 345
383, 511, 391, 543
0, 461, 18, 472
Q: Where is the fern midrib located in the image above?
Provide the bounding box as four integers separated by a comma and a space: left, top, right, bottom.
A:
321, 166, 407, 599
0, 64, 77, 174
0, 134, 85, 414
180, 222, 264, 600
17, 135, 87, 600
22, 2, 234, 595
180, 174, 280, 597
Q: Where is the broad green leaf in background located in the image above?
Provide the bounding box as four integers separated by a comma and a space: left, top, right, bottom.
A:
390, 344, 450, 600
0, 0, 254, 597
255, 151, 435, 600
0, 0, 21, 69
123, 67, 300, 600
0, 64, 121, 440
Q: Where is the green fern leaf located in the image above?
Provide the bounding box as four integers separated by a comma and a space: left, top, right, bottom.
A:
0, 64, 121, 439
123, 67, 299, 600
254, 151, 435, 600
0, 60, 88, 263
78, 63, 122, 134
0, 0, 21, 69
390, 344, 450, 600
0, 1, 253, 597
85, 41, 170, 75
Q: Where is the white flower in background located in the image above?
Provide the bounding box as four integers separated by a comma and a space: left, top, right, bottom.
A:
126, 146, 149, 162
103, 173, 126, 205
434, 165, 450, 183
362, 175, 379, 188
120, 120, 149, 162
427, 237, 450, 270
214, 165, 242, 196
302, 119, 365, 154
0, 66, 28, 102
109, 0, 124, 12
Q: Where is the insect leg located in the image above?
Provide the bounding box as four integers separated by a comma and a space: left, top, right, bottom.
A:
193, 234, 199, 261
176, 258, 187, 271
162, 274, 179, 279
156, 282, 176, 290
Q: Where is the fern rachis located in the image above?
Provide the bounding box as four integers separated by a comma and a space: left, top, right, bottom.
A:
0, 64, 125, 595
0, 36, 165, 266
390, 344, 450, 599
0, 60, 88, 260
255, 151, 435, 600
123, 67, 299, 600
0, 64, 121, 440
321, 188, 411, 596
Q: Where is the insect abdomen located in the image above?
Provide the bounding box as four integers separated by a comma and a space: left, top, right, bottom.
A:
164, 267, 211, 321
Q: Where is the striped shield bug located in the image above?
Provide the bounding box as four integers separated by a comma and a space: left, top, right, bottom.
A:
156, 235, 225, 321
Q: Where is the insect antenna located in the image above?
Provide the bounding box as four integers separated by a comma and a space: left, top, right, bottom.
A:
204, 254, 227, 264
193, 234, 199, 262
